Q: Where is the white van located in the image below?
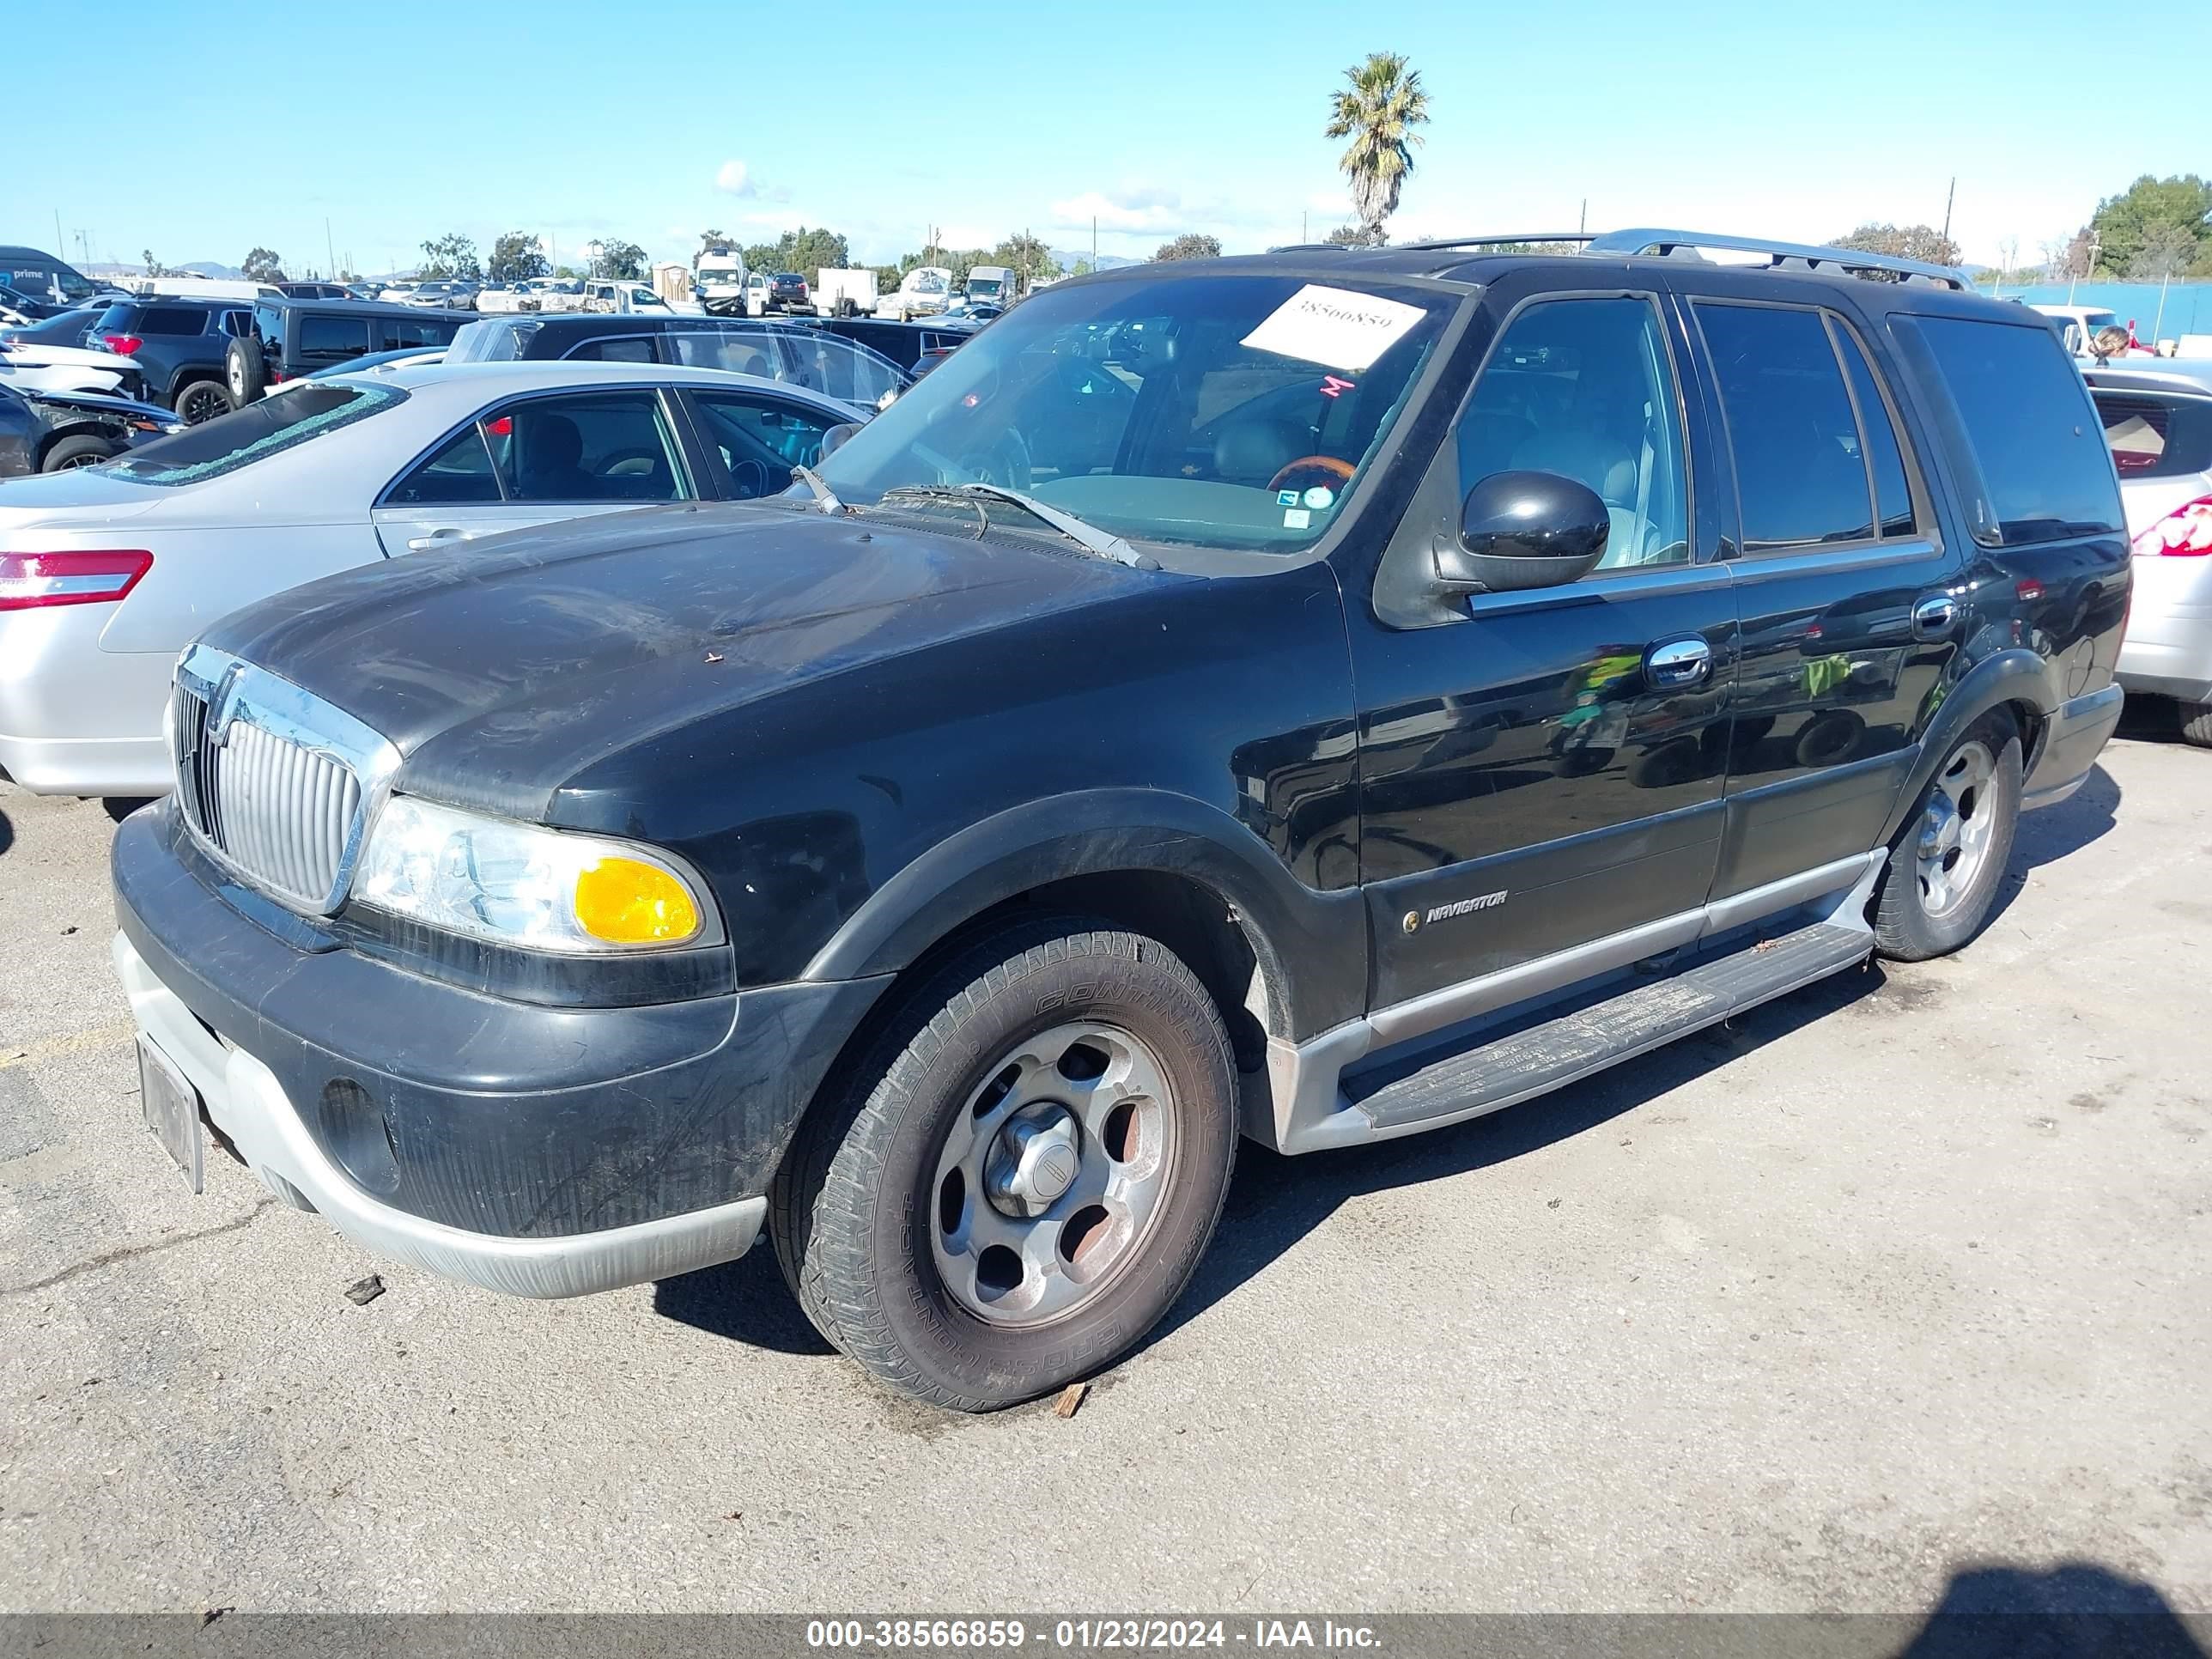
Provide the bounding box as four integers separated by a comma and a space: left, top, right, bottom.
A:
876, 265, 954, 320
696, 248, 750, 315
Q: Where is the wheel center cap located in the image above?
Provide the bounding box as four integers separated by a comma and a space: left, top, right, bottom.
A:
984, 1103, 1082, 1218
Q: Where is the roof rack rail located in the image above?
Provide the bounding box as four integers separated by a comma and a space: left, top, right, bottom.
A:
1583, 228, 1969, 289
1395, 232, 1595, 252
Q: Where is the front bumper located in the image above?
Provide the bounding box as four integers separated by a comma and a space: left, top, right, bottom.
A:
110, 804, 890, 1297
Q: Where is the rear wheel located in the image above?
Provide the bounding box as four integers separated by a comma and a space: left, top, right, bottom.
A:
1873, 709, 2022, 961
771, 919, 1237, 1411
2179, 701, 2212, 749
174, 380, 234, 425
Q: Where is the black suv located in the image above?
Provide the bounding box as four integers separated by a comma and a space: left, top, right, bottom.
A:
112, 231, 2129, 1412
82, 297, 250, 422
766, 271, 811, 311
446, 311, 909, 408
226, 298, 475, 404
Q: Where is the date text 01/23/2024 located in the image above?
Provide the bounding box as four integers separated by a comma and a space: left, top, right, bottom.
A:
800, 1627, 1380, 1654
805, 1620, 1383, 1650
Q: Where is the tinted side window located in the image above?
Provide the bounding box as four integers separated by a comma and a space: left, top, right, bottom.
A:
1832, 323, 1916, 538
1455, 295, 1690, 570
296, 314, 374, 361
565, 336, 655, 364
1695, 302, 1872, 550
252, 302, 284, 348
483, 392, 688, 503
1893, 315, 2123, 546
386, 424, 501, 505
378, 315, 461, 350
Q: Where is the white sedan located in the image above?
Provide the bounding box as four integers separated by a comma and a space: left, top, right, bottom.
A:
0, 359, 868, 795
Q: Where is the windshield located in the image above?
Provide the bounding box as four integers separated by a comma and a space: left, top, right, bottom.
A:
816, 271, 1454, 552
967, 278, 1004, 297
104, 383, 402, 485
3, 256, 97, 305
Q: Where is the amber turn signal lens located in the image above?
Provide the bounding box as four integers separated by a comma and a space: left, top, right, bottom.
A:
573, 857, 702, 945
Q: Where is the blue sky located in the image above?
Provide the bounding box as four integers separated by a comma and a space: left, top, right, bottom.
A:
15, 0, 2209, 276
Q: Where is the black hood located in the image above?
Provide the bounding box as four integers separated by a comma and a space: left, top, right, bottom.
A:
204, 502, 1154, 820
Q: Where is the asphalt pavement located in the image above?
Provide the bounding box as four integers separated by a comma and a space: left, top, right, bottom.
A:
2, 712, 2208, 1620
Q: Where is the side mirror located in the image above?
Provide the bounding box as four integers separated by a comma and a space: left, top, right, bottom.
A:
819, 421, 865, 459
1436, 470, 1611, 596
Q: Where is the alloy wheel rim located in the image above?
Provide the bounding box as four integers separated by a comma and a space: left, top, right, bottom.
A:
1917, 739, 1997, 918
182, 385, 227, 423
929, 1019, 1177, 1328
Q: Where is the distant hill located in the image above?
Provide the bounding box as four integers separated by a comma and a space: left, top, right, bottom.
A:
180, 261, 245, 279
82, 260, 246, 280
1051, 248, 1140, 273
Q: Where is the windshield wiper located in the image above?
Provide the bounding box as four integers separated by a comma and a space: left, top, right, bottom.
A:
878, 483, 1156, 569
790, 464, 847, 515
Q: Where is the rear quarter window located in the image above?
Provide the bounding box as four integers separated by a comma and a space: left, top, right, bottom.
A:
1893, 314, 2123, 546
140, 306, 213, 336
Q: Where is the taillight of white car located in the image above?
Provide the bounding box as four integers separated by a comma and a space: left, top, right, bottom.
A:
0, 550, 154, 611
2132, 496, 2212, 558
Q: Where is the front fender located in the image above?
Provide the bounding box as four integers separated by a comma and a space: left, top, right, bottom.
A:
800, 788, 1368, 1041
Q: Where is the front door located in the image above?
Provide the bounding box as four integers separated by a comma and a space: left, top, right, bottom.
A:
370, 386, 697, 557
1350, 285, 1737, 1011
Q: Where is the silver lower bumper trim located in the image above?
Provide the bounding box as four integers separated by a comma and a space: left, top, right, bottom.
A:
111, 930, 767, 1298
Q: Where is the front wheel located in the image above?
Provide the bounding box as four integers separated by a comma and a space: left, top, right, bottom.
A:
1873, 709, 2022, 961
174, 380, 235, 425
2179, 700, 2212, 749
40, 434, 119, 471
771, 920, 1238, 1411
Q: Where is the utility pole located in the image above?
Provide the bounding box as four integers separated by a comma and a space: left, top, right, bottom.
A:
325, 218, 337, 283
1091, 216, 1097, 270
1941, 176, 1954, 248
1579, 198, 1587, 235
53, 209, 64, 254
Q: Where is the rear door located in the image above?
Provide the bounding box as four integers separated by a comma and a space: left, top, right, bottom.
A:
369, 386, 697, 556
1672, 276, 1966, 899
1352, 277, 1738, 1008
678, 386, 847, 498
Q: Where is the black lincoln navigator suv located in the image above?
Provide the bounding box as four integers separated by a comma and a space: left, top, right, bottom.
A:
112, 231, 2129, 1410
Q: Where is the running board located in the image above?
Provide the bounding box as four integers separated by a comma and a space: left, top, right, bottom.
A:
1247, 850, 1886, 1155
1352, 921, 1869, 1132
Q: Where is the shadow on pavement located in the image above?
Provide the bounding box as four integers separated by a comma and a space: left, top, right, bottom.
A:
653, 1237, 836, 1357
1984, 761, 2120, 933
0, 805, 12, 860
1898, 1561, 2207, 1657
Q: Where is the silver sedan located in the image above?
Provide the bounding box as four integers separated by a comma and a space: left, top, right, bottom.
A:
0, 359, 867, 794
2087, 362, 2212, 744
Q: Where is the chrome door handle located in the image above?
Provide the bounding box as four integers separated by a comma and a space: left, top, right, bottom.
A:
1911, 594, 1959, 640
1646, 637, 1711, 687
405, 528, 470, 552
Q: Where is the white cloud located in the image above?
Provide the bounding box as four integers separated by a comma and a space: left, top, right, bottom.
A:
1047, 189, 1186, 234
715, 159, 756, 198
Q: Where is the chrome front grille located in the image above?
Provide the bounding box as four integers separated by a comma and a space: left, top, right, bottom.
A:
171, 647, 398, 915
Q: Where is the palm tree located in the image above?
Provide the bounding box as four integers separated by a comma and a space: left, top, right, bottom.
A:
1325, 52, 1431, 246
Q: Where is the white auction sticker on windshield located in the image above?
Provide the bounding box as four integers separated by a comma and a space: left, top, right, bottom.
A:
1240, 284, 1425, 372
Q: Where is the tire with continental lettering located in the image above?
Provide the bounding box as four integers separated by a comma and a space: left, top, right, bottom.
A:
770, 918, 1237, 1411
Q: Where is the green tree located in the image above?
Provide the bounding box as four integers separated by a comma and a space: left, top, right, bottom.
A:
2126, 224, 2198, 281
418, 233, 482, 280
141, 248, 172, 278
487, 232, 549, 284
1324, 223, 1375, 246
991, 228, 1058, 289
599, 239, 648, 280
699, 228, 731, 255
241, 247, 287, 283
1152, 233, 1222, 262
1325, 52, 1431, 246
2088, 174, 2211, 279
1832, 222, 1962, 268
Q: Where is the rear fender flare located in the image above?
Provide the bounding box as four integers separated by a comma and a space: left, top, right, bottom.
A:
1878, 647, 2054, 845
800, 790, 1365, 1041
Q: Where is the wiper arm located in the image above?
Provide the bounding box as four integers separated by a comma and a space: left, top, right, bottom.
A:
888, 482, 1155, 568
790, 464, 846, 515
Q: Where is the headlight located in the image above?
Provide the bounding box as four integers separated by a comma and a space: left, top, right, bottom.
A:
353, 796, 720, 953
